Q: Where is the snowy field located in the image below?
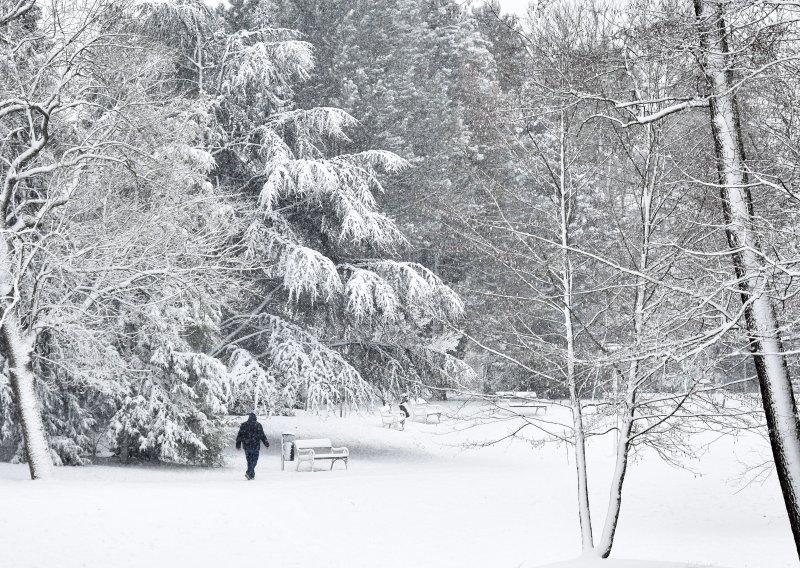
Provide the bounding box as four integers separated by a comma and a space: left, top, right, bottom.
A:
1, 401, 794, 568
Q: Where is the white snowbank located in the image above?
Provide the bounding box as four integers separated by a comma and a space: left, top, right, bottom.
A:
536, 560, 718, 568
0, 402, 792, 568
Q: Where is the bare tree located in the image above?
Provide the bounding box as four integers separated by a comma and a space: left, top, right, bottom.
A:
456, 1, 768, 558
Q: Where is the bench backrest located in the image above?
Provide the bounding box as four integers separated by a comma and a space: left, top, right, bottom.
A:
514, 391, 537, 399
497, 391, 537, 399
294, 438, 333, 452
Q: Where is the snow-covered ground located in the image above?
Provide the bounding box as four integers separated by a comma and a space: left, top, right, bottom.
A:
0, 401, 793, 568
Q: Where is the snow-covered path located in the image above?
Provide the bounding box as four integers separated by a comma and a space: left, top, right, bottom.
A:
0, 403, 793, 568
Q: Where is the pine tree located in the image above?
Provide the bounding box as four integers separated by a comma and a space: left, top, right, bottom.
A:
132, 0, 471, 415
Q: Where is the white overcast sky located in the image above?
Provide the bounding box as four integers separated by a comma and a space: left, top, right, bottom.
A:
496, 0, 529, 15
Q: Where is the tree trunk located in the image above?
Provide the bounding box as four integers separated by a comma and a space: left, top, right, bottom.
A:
695, 0, 800, 556
558, 111, 594, 551
119, 435, 130, 464
597, 116, 659, 558
4, 311, 52, 479
0, 233, 51, 479
597, 379, 635, 557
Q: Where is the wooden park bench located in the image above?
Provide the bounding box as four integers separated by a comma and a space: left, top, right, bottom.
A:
496, 391, 548, 414
380, 406, 406, 430
402, 398, 444, 423
292, 438, 349, 472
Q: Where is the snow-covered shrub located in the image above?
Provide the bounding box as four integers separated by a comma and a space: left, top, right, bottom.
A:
49, 437, 91, 466
108, 302, 232, 466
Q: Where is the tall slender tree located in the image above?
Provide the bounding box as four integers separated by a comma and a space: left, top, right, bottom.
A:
694, 0, 800, 554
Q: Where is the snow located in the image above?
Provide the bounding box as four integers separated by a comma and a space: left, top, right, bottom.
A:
538, 561, 707, 568
0, 402, 793, 568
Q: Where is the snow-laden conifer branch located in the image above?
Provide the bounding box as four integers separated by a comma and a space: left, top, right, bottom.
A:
268, 107, 359, 149
220, 40, 314, 99
356, 261, 465, 323
344, 268, 402, 324
258, 151, 408, 250
242, 314, 374, 411
132, 0, 214, 45
282, 245, 343, 303
153, 144, 216, 174
227, 348, 278, 415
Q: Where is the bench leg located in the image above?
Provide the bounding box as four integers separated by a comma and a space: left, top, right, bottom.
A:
327, 457, 348, 470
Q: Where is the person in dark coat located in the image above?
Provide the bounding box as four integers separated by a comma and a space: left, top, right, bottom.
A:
399, 395, 411, 418
236, 413, 270, 480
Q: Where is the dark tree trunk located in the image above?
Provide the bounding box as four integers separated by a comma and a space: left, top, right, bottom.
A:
695, 0, 800, 556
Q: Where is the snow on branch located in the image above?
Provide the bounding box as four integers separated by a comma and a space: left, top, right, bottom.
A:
359, 261, 464, 324
0, 0, 36, 26
409, 342, 476, 386
282, 245, 343, 303
221, 39, 314, 99
244, 214, 300, 264
226, 348, 278, 415
255, 127, 295, 166
333, 150, 408, 175
153, 144, 216, 175
573, 90, 710, 128
344, 268, 402, 324
254, 315, 373, 411
268, 107, 359, 148
132, 0, 214, 45
258, 151, 408, 250
339, 208, 406, 249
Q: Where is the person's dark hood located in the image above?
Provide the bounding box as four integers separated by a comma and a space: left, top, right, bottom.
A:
247, 413, 257, 423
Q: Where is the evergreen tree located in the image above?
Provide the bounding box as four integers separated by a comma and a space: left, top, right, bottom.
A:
133, 0, 471, 414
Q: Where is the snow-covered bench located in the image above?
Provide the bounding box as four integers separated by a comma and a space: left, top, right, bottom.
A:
293, 438, 349, 472
380, 406, 406, 430
402, 398, 443, 423
496, 391, 547, 414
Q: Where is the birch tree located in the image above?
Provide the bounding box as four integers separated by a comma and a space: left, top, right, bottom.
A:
693, 0, 800, 553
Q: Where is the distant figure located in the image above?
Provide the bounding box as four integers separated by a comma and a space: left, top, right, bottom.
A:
236, 413, 270, 480
399, 395, 410, 418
